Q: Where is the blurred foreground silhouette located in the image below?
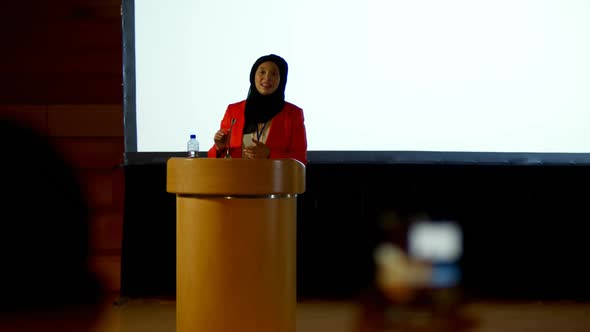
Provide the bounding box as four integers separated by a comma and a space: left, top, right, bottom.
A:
0, 118, 104, 331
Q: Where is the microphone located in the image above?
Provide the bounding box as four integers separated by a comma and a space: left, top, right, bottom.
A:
224, 118, 236, 159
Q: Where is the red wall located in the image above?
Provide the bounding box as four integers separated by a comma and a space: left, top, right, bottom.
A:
0, 1, 124, 292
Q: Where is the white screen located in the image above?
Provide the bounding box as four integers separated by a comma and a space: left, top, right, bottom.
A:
129, 0, 590, 160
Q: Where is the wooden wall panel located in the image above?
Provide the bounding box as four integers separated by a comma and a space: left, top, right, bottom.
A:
47, 21, 122, 50
89, 212, 123, 253
78, 169, 117, 210
112, 165, 125, 211
2, 50, 121, 75
1, 65, 122, 105
1, 0, 125, 294
0, 74, 50, 105
0, 2, 123, 104
50, 137, 124, 169
46, 0, 122, 21
89, 254, 121, 293
48, 104, 123, 137
46, 75, 123, 104
0, 105, 48, 134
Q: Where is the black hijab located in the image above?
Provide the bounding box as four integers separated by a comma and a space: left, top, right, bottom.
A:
243, 54, 288, 134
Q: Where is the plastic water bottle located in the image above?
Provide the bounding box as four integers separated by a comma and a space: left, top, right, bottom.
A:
187, 134, 199, 158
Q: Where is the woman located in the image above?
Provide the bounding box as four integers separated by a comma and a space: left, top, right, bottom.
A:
208, 54, 308, 165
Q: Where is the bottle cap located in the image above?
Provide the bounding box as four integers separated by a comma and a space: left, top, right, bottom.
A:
190, 134, 196, 139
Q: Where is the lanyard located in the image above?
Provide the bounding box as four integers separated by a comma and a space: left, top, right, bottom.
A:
256, 122, 267, 141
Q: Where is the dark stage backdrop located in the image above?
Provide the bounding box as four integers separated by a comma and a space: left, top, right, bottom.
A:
120, 162, 590, 301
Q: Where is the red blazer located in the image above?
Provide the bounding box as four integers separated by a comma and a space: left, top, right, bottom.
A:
208, 100, 308, 165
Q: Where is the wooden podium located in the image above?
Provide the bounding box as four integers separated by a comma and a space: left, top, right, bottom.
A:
166, 158, 306, 332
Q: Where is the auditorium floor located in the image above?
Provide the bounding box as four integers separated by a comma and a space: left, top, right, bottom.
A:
85, 295, 590, 332
93, 297, 360, 332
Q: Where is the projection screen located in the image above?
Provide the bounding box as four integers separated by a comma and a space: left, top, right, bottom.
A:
122, 0, 590, 165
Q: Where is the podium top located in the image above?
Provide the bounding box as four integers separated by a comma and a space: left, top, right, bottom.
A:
166, 158, 306, 196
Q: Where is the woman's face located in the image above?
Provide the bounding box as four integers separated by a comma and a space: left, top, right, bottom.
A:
254, 61, 280, 95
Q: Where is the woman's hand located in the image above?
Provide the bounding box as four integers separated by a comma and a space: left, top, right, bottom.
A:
243, 138, 270, 159
213, 129, 229, 151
